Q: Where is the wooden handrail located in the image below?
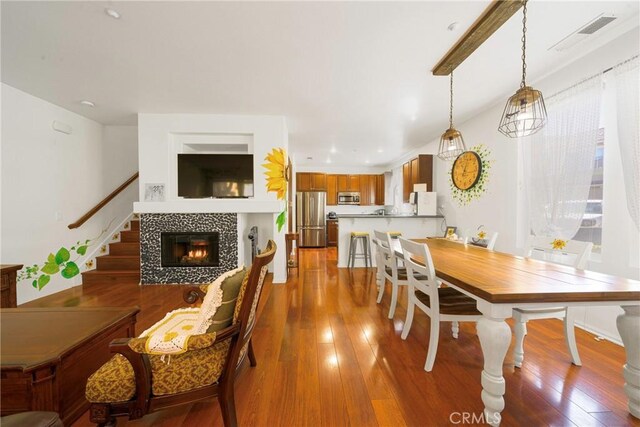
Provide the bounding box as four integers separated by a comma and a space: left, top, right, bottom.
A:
68, 172, 139, 229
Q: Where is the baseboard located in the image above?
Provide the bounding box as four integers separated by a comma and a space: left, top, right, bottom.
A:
574, 320, 623, 347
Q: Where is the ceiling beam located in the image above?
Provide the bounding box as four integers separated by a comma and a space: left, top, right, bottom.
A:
431, 0, 523, 76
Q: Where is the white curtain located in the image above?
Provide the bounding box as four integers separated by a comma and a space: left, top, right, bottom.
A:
523, 76, 603, 239
614, 57, 640, 231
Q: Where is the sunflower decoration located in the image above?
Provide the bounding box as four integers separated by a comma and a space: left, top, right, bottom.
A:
551, 239, 567, 250
477, 230, 487, 240
263, 148, 290, 232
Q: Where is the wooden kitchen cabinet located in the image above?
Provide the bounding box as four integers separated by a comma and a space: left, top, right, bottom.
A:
326, 174, 338, 205
337, 175, 348, 192
348, 175, 360, 192
297, 173, 311, 191
359, 175, 371, 206
296, 173, 326, 191
311, 173, 326, 190
327, 220, 338, 247
337, 175, 359, 192
403, 155, 433, 201
375, 174, 385, 205
402, 162, 411, 202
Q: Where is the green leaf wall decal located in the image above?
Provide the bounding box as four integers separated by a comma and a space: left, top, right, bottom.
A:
76, 245, 88, 255
61, 262, 80, 279
41, 262, 60, 275
37, 275, 50, 290
55, 247, 70, 264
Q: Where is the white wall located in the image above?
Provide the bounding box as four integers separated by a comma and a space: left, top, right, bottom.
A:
1, 84, 138, 304
385, 28, 640, 343
137, 114, 288, 202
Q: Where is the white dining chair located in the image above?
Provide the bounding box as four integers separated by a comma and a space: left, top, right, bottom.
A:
373, 230, 407, 319
467, 231, 499, 250
399, 238, 482, 372
513, 235, 593, 367
372, 238, 385, 290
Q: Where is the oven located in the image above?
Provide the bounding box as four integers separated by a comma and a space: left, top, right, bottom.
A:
337, 192, 360, 205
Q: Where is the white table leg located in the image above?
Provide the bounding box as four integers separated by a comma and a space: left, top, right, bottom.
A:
617, 305, 640, 418
477, 303, 512, 427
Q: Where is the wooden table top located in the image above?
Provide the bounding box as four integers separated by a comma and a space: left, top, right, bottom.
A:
405, 239, 640, 304
1, 307, 139, 371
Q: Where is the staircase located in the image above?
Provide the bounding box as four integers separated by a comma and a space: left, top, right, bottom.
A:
82, 220, 141, 285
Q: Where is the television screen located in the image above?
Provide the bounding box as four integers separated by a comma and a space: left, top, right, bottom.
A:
177, 154, 254, 198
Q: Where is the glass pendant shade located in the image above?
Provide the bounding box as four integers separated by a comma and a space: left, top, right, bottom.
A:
437, 127, 466, 161
497, 0, 547, 138
498, 86, 547, 138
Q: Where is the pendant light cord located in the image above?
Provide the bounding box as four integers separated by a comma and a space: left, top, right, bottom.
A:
520, 0, 528, 88
449, 70, 454, 128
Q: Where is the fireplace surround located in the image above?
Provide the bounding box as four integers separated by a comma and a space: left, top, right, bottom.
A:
140, 213, 237, 284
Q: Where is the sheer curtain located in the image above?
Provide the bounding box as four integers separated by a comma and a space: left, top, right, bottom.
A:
523, 76, 603, 239
614, 57, 640, 231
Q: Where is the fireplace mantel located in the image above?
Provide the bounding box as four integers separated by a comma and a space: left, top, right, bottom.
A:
134, 200, 284, 214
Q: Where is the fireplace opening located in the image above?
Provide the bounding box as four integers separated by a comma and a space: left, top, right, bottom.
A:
161, 232, 220, 267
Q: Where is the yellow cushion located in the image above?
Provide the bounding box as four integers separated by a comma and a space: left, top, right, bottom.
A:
85, 339, 230, 403
351, 232, 369, 237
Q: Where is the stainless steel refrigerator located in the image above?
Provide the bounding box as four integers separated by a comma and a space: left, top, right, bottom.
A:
296, 191, 326, 247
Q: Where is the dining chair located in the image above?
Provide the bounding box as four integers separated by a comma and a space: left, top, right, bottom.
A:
513, 236, 593, 367
399, 238, 482, 372
373, 230, 407, 319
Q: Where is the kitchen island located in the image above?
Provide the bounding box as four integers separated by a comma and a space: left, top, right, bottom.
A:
337, 214, 444, 267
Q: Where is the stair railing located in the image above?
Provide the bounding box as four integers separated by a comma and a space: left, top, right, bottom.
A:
68, 172, 139, 229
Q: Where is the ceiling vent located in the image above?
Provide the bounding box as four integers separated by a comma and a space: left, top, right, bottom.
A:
549, 14, 617, 52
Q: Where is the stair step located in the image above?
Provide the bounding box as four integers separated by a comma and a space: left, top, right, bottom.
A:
109, 242, 140, 256
130, 220, 140, 232
120, 230, 140, 242
82, 270, 140, 286
97, 255, 140, 270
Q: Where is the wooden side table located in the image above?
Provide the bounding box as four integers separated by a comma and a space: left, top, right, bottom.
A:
1, 307, 139, 425
285, 233, 299, 279
1, 264, 22, 308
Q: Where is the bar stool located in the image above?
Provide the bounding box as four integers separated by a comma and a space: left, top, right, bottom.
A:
348, 232, 372, 268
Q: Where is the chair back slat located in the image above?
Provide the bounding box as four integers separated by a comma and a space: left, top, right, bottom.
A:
525, 235, 592, 269
399, 238, 438, 306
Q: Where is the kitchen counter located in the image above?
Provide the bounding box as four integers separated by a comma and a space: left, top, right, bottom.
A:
337, 214, 445, 267
337, 214, 443, 219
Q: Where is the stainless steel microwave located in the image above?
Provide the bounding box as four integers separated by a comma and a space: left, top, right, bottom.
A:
338, 192, 360, 205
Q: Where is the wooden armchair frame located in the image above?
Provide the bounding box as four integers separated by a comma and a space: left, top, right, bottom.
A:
89, 240, 277, 427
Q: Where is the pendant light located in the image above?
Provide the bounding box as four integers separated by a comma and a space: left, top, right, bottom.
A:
437, 70, 466, 161
498, 0, 547, 138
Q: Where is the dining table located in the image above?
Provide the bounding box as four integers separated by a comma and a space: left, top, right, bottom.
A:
390, 238, 640, 427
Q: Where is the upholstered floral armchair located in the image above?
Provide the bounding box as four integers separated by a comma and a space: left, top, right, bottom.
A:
86, 241, 276, 427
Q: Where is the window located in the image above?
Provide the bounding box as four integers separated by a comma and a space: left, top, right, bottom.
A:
574, 128, 604, 254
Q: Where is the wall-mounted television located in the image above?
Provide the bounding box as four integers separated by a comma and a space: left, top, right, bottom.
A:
177, 154, 254, 198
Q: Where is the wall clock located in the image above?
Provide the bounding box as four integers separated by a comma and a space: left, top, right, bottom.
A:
449, 144, 492, 207
451, 151, 482, 190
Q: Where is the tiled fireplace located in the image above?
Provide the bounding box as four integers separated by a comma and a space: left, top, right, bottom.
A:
140, 213, 237, 284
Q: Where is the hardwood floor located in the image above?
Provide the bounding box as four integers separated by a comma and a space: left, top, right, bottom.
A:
21, 248, 639, 426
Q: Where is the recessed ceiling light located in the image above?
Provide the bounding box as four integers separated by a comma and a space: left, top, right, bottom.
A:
330, 147, 337, 154
448, 22, 459, 32
105, 8, 121, 19
377, 148, 383, 153
80, 100, 95, 107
